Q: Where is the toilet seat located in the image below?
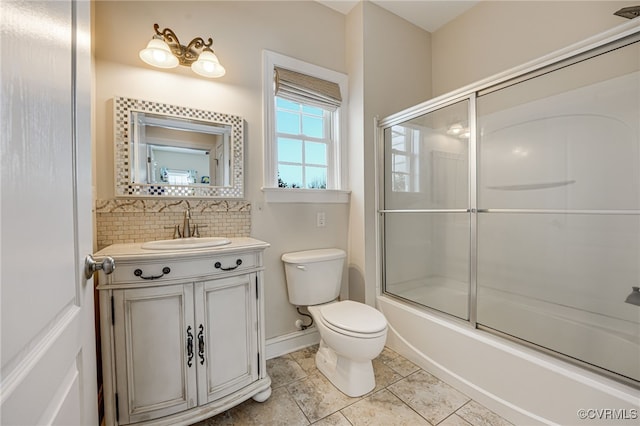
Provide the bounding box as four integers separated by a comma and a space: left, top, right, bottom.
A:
318, 301, 387, 338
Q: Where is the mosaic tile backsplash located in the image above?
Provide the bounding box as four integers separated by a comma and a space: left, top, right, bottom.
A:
95, 199, 251, 250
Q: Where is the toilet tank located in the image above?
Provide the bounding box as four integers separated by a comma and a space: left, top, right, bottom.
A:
281, 248, 346, 306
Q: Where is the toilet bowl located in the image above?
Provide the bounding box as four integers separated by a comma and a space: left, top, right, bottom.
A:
281, 249, 388, 397
308, 300, 387, 396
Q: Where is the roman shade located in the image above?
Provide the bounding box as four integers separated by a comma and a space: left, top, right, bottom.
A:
274, 66, 342, 110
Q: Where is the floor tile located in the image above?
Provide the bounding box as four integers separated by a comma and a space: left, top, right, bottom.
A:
290, 344, 319, 373
287, 370, 359, 423
456, 400, 513, 426
195, 346, 512, 426
376, 347, 420, 377
311, 412, 352, 426
370, 359, 404, 392
376, 347, 401, 365
383, 355, 420, 377
341, 389, 431, 426
439, 413, 473, 426
197, 386, 309, 426
388, 370, 470, 425
267, 355, 307, 389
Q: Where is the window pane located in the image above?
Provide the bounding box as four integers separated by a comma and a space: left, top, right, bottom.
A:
278, 138, 302, 163
302, 105, 323, 115
278, 164, 303, 188
302, 115, 324, 138
276, 97, 299, 111
276, 110, 300, 134
393, 154, 408, 173
392, 173, 409, 192
305, 166, 327, 189
305, 142, 327, 166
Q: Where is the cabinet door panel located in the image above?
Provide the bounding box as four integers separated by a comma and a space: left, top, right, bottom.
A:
113, 285, 197, 424
196, 275, 258, 404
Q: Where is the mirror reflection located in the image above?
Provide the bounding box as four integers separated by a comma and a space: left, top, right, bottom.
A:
131, 112, 231, 187
114, 96, 244, 198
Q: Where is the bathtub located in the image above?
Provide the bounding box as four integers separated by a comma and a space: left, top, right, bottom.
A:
377, 294, 640, 425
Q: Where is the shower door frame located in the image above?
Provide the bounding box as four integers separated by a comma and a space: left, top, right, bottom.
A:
376, 94, 478, 326
376, 19, 640, 387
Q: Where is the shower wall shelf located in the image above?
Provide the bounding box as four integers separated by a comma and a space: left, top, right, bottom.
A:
485, 180, 576, 190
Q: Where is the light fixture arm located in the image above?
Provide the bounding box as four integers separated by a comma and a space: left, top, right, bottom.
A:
153, 23, 215, 66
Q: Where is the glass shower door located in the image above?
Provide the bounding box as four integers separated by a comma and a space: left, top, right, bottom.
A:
476, 39, 640, 382
381, 99, 471, 320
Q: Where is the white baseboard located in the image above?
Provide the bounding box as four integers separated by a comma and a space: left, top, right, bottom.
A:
265, 327, 320, 359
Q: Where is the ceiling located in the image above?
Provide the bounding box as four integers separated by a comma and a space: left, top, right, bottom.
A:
316, 0, 480, 32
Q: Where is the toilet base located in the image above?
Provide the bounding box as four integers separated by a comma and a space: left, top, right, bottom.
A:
315, 340, 375, 397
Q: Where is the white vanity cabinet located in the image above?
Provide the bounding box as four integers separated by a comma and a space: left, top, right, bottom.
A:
95, 238, 271, 426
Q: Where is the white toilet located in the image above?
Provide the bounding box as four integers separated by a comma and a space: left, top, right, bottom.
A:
281, 248, 387, 397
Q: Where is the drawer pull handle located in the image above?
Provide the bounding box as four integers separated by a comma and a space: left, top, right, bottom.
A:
214, 259, 242, 271
197, 324, 205, 365
134, 267, 171, 280
186, 326, 194, 368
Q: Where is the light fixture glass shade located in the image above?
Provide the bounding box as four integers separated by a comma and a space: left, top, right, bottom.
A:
191, 50, 226, 78
139, 38, 179, 69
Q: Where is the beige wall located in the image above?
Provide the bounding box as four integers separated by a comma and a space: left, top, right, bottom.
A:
431, 0, 631, 96
350, 2, 432, 306
93, 1, 350, 340
93, 1, 432, 341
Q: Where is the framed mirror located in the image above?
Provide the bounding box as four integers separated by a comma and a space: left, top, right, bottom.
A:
114, 96, 244, 198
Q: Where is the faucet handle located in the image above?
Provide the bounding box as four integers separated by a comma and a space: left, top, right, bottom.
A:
164, 225, 182, 239
194, 224, 207, 238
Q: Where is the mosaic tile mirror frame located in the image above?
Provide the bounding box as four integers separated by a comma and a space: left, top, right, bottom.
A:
114, 96, 244, 198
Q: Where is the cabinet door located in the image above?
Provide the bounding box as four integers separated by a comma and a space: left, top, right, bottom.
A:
113, 284, 198, 424
195, 274, 258, 404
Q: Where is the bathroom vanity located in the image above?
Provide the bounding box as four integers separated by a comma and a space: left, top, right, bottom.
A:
94, 238, 271, 426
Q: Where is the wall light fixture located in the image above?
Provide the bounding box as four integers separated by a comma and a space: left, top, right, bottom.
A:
139, 23, 226, 78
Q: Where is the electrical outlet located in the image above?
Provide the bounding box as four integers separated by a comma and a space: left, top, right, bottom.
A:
316, 211, 326, 227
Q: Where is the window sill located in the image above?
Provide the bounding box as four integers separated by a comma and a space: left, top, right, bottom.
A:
262, 187, 350, 204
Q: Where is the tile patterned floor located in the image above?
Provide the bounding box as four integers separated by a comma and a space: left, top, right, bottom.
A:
194, 346, 512, 426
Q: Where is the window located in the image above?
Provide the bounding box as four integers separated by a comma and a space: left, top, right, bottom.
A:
275, 98, 331, 189
263, 51, 349, 203
389, 125, 420, 193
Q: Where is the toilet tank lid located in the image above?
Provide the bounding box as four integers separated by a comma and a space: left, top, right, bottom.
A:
281, 248, 346, 264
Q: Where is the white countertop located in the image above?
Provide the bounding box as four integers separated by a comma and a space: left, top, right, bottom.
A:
94, 237, 270, 262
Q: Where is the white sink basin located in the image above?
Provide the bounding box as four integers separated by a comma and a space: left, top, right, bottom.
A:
141, 237, 231, 250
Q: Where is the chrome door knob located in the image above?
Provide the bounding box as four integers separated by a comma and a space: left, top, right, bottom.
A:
84, 255, 116, 279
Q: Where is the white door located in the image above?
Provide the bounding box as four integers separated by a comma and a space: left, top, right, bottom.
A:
1, 1, 98, 425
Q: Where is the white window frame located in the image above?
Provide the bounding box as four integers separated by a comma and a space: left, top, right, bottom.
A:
390, 125, 420, 193
262, 50, 350, 203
